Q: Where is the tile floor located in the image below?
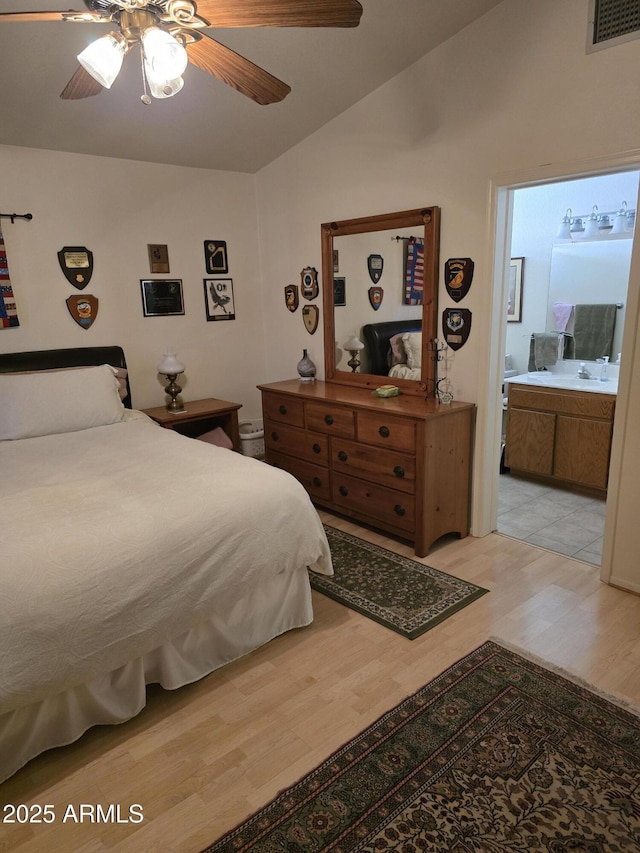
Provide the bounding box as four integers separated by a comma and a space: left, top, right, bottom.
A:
497, 472, 606, 565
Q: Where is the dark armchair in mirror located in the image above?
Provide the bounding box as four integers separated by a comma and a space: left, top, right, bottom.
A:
321, 207, 441, 396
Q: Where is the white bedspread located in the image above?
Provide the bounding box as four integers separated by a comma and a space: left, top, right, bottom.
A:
0, 411, 332, 715
388, 363, 421, 381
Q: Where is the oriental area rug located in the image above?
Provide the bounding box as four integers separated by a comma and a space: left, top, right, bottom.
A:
203, 641, 640, 853
308, 525, 488, 639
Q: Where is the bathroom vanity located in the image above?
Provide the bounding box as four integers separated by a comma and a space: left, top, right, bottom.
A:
504, 373, 616, 494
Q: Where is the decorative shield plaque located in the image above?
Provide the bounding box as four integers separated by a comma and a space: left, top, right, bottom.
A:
58, 246, 93, 289
302, 304, 319, 334
284, 284, 299, 312
367, 254, 384, 283
442, 307, 472, 351
368, 286, 384, 311
445, 257, 474, 303
300, 267, 318, 300
66, 294, 98, 329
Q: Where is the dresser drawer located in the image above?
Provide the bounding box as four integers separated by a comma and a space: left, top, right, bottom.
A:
306, 402, 355, 438
262, 392, 305, 427
267, 449, 331, 501
264, 420, 329, 464
332, 472, 415, 533
356, 411, 416, 452
332, 437, 415, 494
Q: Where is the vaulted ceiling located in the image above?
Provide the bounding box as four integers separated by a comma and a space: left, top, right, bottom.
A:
0, 0, 502, 172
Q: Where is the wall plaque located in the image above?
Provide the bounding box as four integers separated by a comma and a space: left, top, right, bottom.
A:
66, 294, 98, 329
58, 246, 93, 289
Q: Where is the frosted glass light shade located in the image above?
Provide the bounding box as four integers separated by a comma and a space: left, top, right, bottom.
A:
78, 32, 126, 89
158, 352, 185, 375
145, 69, 184, 99
344, 336, 364, 351
142, 28, 188, 83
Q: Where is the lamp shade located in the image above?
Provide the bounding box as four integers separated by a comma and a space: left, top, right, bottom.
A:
344, 335, 364, 351
556, 208, 572, 240
145, 71, 184, 99
78, 32, 126, 89
142, 28, 188, 84
158, 352, 185, 375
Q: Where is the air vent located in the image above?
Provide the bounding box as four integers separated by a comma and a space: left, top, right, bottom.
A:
588, 0, 640, 52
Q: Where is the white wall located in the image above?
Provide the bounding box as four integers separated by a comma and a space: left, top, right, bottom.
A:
254, 0, 640, 591
0, 145, 267, 416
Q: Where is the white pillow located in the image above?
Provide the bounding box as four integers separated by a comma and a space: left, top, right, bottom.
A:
0, 364, 125, 440
402, 332, 423, 370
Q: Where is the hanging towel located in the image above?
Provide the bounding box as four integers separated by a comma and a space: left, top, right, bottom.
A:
552, 301, 574, 332
528, 332, 562, 372
573, 304, 617, 360
0, 229, 20, 329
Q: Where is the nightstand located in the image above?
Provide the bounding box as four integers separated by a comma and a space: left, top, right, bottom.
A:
142, 397, 242, 451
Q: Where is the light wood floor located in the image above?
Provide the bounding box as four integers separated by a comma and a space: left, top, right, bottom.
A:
2, 511, 640, 853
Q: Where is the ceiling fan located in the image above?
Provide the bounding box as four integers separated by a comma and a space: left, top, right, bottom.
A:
0, 0, 363, 105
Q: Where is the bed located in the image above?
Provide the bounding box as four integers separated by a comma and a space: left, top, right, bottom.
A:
362, 320, 422, 381
0, 346, 332, 783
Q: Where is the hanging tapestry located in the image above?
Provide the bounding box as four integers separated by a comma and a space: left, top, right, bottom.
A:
404, 237, 424, 305
0, 230, 19, 328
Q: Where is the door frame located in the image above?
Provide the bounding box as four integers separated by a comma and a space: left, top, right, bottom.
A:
474, 148, 640, 584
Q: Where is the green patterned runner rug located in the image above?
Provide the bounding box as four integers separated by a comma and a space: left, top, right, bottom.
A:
203, 641, 640, 852
308, 525, 488, 639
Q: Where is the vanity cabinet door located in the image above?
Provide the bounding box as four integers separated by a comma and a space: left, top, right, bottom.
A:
554, 416, 612, 490
506, 407, 555, 475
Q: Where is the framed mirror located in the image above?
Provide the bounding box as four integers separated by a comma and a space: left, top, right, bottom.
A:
321, 207, 441, 395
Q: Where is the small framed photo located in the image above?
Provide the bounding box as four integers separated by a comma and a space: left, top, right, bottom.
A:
147, 244, 170, 274
140, 279, 184, 317
333, 276, 346, 306
204, 278, 235, 321
507, 257, 524, 322
204, 240, 228, 274
333, 249, 339, 273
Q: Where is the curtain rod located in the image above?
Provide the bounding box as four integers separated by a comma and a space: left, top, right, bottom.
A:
0, 212, 33, 224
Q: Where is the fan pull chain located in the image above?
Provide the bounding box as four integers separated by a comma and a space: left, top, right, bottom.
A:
139, 44, 151, 105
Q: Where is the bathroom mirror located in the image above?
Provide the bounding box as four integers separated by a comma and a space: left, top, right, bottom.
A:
547, 239, 631, 359
321, 207, 441, 394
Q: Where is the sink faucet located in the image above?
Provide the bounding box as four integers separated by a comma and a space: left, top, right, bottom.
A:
577, 363, 592, 379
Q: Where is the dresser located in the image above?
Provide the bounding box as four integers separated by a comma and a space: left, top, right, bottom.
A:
259, 380, 475, 556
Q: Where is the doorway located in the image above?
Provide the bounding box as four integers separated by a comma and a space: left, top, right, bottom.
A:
496, 170, 639, 565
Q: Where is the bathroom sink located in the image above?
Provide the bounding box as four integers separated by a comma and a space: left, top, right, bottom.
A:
506, 372, 617, 395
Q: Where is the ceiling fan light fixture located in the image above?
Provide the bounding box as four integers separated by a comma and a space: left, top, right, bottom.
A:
142, 27, 188, 84
77, 31, 126, 89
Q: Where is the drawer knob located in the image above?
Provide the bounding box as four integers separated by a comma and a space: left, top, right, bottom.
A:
393, 465, 405, 478
312, 477, 322, 487
339, 485, 349, 497
393, 504, 406, 517
271, 431, 279, 441
324, 414, 334, 426
278, 404, 287, 415
338, 450, 348, 462
379, 425, 390, 438
312, 443, 321, 454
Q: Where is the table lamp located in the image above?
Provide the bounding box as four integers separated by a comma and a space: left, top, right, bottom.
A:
158, 351, 185, 412
344, 335, 365, 373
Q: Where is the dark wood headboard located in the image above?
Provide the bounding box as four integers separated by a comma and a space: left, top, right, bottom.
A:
0, 346, 132, 408
362, 320, 422, 376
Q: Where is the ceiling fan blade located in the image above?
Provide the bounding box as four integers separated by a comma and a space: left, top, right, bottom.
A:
187, 35, 291, 105
60, 66, 104, 100
0, 10, 102, 23
195, 0, 362, 28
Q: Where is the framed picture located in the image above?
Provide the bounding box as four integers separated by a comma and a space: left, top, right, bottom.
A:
507, 257, 524, 322
333, 276, 346, 306
204, 278, 235, 321
147, 244, 170, 274
204, 240, 228, 274
140, 279, 184, 317
333, 249, 339, 273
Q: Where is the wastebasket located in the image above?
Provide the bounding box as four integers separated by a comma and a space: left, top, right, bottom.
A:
239, 419, 265, 459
